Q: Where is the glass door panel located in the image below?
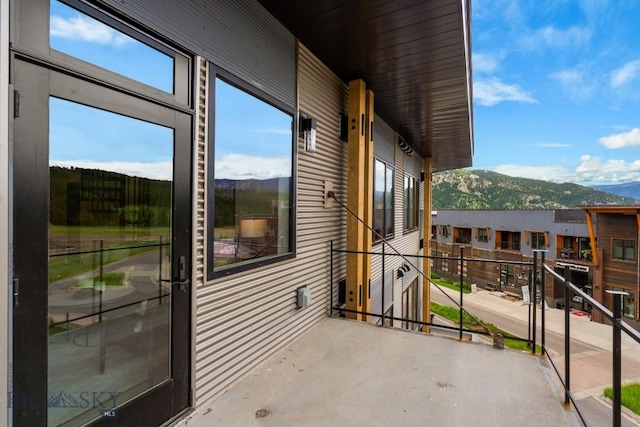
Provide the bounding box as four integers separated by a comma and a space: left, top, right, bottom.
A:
47, 98, 173, 426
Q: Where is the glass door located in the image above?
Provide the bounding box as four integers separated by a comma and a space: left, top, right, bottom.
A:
12, 58, 192, 426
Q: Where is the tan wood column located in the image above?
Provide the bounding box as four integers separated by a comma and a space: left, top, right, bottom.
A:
346, 79, 367, 320
422, 158, 433, 332
361, 89, 374, 320
584, 209, 599, 267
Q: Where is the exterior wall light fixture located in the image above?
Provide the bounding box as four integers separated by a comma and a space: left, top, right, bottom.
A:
300, 115, 317, 153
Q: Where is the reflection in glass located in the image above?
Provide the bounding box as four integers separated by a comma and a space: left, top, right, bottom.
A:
50, 0, 174, 93
373, 159, 394, 241
47, 98, 173, 426
212, 78, 293, 271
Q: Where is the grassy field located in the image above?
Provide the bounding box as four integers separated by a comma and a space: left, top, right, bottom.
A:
604, 383, 640, 415
430, 301, 540, 352
50, 225, 170, 236
431, 273, 472, 294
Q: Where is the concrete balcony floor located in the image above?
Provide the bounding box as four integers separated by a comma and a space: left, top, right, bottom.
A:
177, 317, 577, 427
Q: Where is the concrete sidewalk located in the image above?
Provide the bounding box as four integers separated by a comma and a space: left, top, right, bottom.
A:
434, 284, 640, 354
434, 284, 640, 426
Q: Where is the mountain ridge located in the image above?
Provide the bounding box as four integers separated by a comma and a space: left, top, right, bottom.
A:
433, 169, 640, 209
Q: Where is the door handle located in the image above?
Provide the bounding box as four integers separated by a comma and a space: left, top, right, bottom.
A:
173, 256, 190, 292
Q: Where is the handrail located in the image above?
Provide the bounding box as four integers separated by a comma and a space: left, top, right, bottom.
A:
327, 192, 498, 338
543, 264, 640, 344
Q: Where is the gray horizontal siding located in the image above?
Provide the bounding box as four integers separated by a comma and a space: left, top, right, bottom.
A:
194, 43, 347, 405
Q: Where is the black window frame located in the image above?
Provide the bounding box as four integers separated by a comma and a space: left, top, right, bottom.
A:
373, 158, 395, 243
206, 68, 296, 280
50, 0, 193, 106
404, 174, 419, 231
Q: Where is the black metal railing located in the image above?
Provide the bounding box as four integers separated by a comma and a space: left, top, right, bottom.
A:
541, 252, 640, 427
329, 242, 538, 347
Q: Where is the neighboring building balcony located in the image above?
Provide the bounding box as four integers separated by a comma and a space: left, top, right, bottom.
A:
557, 235, 591, 261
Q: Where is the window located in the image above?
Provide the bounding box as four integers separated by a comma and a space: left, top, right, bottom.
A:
431, 225, 437, 240
454, 227, 471, 244
404, 175, 419, 231
50, 0, 186, 95
497, 231, 521, 251
531, 232, 546, 249
613, 288, 636, 319
439, 225, 450, 238
613, 239, 635, 261
512, 233, 521, 251
500, 265, 515, 288
403, 279, 419, 330
209, 78, 293, 275
477, 227, 488, 243
374, 159, 394, 242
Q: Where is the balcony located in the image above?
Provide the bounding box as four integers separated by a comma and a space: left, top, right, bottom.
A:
176, 246, 640, 427
180, 318, 575, 427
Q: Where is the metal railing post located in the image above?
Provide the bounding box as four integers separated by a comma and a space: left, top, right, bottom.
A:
608, 290, 628, 427
330, 240, 334, 317
541, 251, 546, 355
532, 251, 538, 355
99, 239, 104, 322
381, 243, 385, 326
158, 236, 163, 305
563, 265, 570, 405
459, 246, 464, 340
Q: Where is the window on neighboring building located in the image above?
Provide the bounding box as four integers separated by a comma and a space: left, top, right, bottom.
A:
613, 239, 635, 261
374, 159, 394, 242
512, 233, 521, 251
477, 227, 488, 243
209, 78, 293, 276
500, 264, 515, 288
404, 175, 419, 231
497, 231, 521, 251
613, 288, 636, 319
531, 232, 546, 249
454, 227, 471, 243
431, 225, 437, 240
439, 225, 450, 238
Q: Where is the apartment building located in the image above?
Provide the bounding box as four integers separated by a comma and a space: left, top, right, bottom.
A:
583, 207, 640, 326
0, 0, 473, 426
431, 209, 593, 311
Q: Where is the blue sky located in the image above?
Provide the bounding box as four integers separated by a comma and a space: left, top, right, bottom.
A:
472, 0, 640, 185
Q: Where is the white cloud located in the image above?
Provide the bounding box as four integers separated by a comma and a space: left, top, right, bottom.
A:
473, 78, 537, 106
521, 25, 593, 50
599, 128, 640, 149
493, 164, 572, 182
574, 155, 640, 183
611, 60, 640, 88
50, 14, 132, 47
215, 154, 290, 180
51, 160, 172, 180
549, 68, 598, 101
473, 53, 501, 74
493, 155, 640, 185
